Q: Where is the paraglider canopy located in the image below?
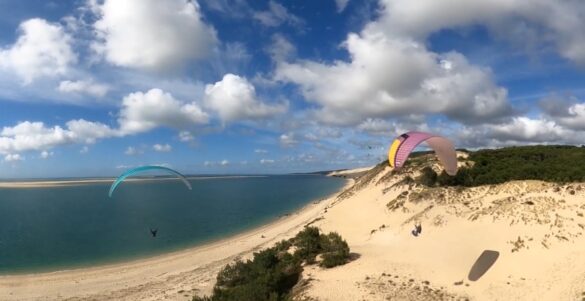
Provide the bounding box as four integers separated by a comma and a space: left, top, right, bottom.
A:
109, 165, 192, 197
388, 131, 457, 176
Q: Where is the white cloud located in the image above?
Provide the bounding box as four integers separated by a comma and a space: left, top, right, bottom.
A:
91, 0, 217, 71
375, 0, 585, 65
220, 159, 229, 166
0, 18, 76, 84
335, 0, 350, 12
119, 88, 209, 134
4, 153, 23, 162
456, 116, 585, 148
280, 133, 298, 148
80, 146, 89, 153
357, 118, 430, 136
253, 1, 304, 28
276, 33, 510, 125
0, 120, 117, 155
40, 150, 53, 159
204, 74, 287, 123
260, 159, 275, 164
254, 149, 268, 154
178, 131, 195, 142
0, 88, 211, 155
540, 99, 585, 131
58, 80, 109, 97
125, 146, 142, 156
65, 119, 119, 143
487, 117, 568, 143
266, 34, 296, 62
153, 143, 172, 152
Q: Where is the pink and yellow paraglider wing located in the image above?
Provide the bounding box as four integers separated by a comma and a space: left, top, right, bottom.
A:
425, 136, 457, 175
387, 131, 458, 176
387, 136, 404, 168
392, 132, 432, 169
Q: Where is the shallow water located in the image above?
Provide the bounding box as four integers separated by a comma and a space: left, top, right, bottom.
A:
0, 175, 345, 274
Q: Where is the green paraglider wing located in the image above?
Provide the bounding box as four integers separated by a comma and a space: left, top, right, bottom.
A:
108, 165, 192, 197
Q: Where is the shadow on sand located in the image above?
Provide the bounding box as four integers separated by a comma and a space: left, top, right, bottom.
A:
348, 252, 361, 262
468, 250, 499, 281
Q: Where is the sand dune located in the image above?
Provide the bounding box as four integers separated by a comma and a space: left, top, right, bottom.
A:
298, 163, 585, 301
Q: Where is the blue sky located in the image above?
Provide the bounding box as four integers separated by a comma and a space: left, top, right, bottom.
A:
1, 0, 585, 178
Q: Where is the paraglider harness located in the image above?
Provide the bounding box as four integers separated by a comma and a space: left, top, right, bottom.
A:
411, 223, 422, 237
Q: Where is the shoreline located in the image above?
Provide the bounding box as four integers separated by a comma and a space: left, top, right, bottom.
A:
0, 178, 353, 300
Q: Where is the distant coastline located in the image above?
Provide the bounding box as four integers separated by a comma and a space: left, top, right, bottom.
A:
0, 175, 268, 188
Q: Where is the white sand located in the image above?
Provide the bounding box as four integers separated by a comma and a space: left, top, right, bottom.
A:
299, 166, 585, 301
328, 166, 374, 177
0, 179, 353, 301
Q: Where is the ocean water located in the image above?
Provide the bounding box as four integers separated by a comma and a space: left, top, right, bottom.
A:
0, 175, 346, 274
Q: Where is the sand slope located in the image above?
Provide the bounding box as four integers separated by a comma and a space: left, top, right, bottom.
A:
299, 163, 585, 301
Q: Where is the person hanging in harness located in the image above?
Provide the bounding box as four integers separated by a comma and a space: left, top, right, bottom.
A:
411, 222, 422, 237
150, 228, 158, 238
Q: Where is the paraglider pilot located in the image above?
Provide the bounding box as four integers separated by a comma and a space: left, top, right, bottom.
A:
150, 228, 158, 238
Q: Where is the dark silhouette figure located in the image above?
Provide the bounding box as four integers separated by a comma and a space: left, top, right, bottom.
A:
411, 223, 422, 237
150, 228, 158, 238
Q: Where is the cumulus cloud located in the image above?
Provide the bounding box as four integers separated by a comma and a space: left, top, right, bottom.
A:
40, 150, 54, 159
260, 158, 275, 164
204, 74, 287, 123
91, 0, 217, 71
374, 0, 585, 65
0, 18, 76, 84
119, 88, 209, 134
58, 80, 109, 97
178, 131, 195, 142
539, 96, 585, 130
4, 153, 23, 162
220, 159, 229, 166
253, 1, 304, 28
124, 146, 142, 156
335, 0, 350, 12
487, 117, 569, 143
456, 115, 585, 148
153, 143, 172, 152
276, 32, 511, 125
275, 0, 585, 128
280, 133, 298, 148
0, 87, 212, 155
0, 120, 118, 155
266, 34, 296, 62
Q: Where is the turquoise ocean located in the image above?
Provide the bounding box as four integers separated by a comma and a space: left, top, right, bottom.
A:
0, 175, 346, 274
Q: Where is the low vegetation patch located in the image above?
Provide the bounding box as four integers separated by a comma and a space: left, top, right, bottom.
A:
193, 227, 350, 301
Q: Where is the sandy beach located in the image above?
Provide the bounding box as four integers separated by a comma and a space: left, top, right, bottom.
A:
0, 178, 352, 301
